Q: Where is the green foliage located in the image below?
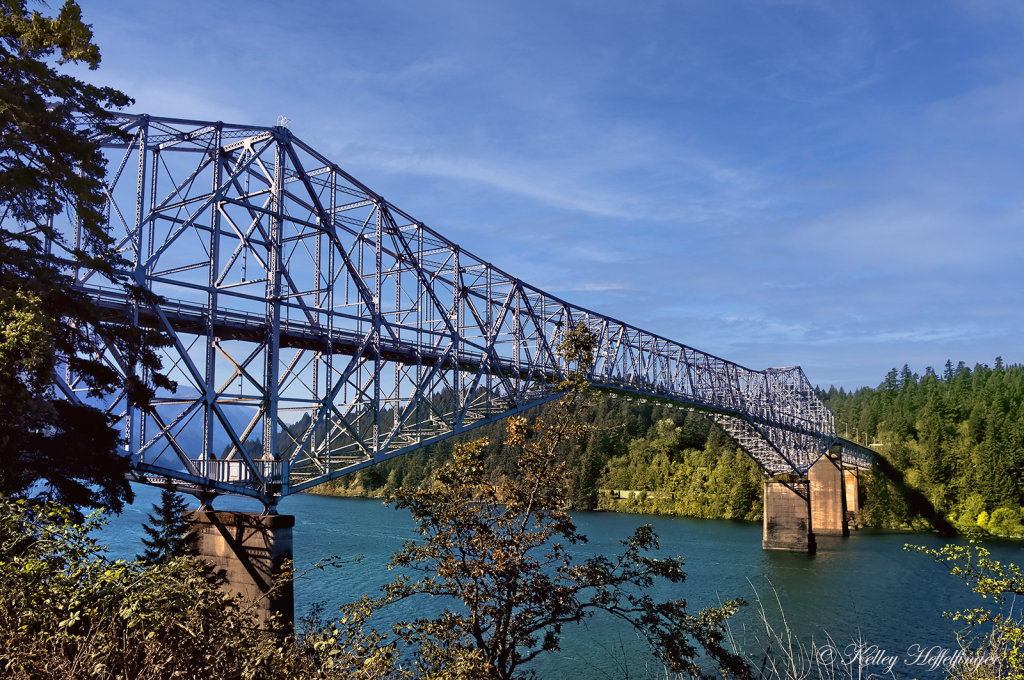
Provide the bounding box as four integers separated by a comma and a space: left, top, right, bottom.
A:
0, 0, 128, 237
986, 508, 1024, 538
0, 0, 173, 517
137, 488, 196, 565
0, 496, 277, 678
319, 355, 1024, 537
596, 417, 763, 521
315, 397, 763, 523
0, 496, 409, 679
349, 323, 752, 680
823, 359, 1024, 535
908, 541, 1024, 679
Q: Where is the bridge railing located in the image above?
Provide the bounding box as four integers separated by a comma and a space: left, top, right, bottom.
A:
835, 437, 874, 470
193, 459, 284, 485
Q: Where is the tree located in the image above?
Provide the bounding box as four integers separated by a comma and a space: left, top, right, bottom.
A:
364, 323, 750, 679
0, 495, 409, 679
137, 488, 197, 565
0, 0, 173, 516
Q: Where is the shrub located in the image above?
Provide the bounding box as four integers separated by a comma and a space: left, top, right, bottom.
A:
909, 541, 1024, 680
0, 497, 402, 679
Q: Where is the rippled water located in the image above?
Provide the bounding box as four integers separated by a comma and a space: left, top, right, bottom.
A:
95, 484, 1024, 679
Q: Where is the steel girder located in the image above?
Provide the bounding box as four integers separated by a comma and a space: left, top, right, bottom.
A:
25, 114, 857, 508
832, 437, 874, 470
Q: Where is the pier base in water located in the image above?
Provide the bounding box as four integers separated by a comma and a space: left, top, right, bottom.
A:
187, 511, 294, 629
809, 451, 849, 536
763, 479, 816, 554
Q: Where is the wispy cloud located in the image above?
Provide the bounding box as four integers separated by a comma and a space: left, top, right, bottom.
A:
68, 0, 1024, 388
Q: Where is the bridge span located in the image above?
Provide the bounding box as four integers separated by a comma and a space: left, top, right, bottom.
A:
18, 114, 876, 618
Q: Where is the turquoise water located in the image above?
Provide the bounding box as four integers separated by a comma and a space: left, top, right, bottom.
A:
95, 484, 1024, 679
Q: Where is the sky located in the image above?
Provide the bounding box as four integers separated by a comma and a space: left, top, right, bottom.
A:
66, 0, 1024, 390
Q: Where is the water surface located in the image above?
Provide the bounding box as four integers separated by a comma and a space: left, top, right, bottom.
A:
96, 485, 1024, 679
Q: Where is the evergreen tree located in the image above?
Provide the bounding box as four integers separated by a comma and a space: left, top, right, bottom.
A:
138, 488, 196, 565
823, 357, 1024, 535
0, 0, 174, 517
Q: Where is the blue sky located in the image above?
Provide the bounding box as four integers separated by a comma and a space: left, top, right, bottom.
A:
70, 0, 1024, 390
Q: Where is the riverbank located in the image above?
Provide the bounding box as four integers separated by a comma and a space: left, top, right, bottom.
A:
304, 422, 1024, 540
305, 481, 1013, 538
305, 482, 768, 524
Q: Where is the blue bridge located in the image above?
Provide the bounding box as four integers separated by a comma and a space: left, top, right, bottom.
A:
18, 115, 873, 570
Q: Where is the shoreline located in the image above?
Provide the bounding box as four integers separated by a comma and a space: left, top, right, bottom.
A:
302, 487, 1024, 539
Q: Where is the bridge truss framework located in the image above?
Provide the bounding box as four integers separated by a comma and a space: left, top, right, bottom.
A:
19, 114, 871, 510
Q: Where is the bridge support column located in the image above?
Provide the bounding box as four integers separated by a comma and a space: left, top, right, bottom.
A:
809, 450, 848, 536
844, 468, 860, 526
187, 511, 294, 629
763, 479, 815, 554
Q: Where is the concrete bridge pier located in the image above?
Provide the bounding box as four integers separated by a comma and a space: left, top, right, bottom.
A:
187, 511, 295, 629
763, 478, 816, 554
844, 468, 860, 527
809, 449, 849, 537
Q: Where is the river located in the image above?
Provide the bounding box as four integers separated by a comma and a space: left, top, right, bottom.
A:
95, 483, 1024, 679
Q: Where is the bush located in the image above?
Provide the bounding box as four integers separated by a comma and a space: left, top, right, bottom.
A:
909, 541, 1024, 680
0, 498, 282, 678
0, 497, 402, 679
987, 508, 1024, 538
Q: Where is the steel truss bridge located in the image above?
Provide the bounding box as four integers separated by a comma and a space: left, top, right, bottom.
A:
29, 114, 872, 511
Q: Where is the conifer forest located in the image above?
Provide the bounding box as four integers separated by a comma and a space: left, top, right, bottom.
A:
313, 359, 1024, 539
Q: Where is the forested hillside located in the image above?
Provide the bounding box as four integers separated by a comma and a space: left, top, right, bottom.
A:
310, 358, 1024, 538
313, 396, 765, 523
821, 359, 1024, 537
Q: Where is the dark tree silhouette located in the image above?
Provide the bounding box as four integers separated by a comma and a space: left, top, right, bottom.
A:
0, 0, 174, 517
138, 489, 196, 565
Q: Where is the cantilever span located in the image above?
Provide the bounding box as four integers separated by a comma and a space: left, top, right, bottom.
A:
29, 114, 865, 509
